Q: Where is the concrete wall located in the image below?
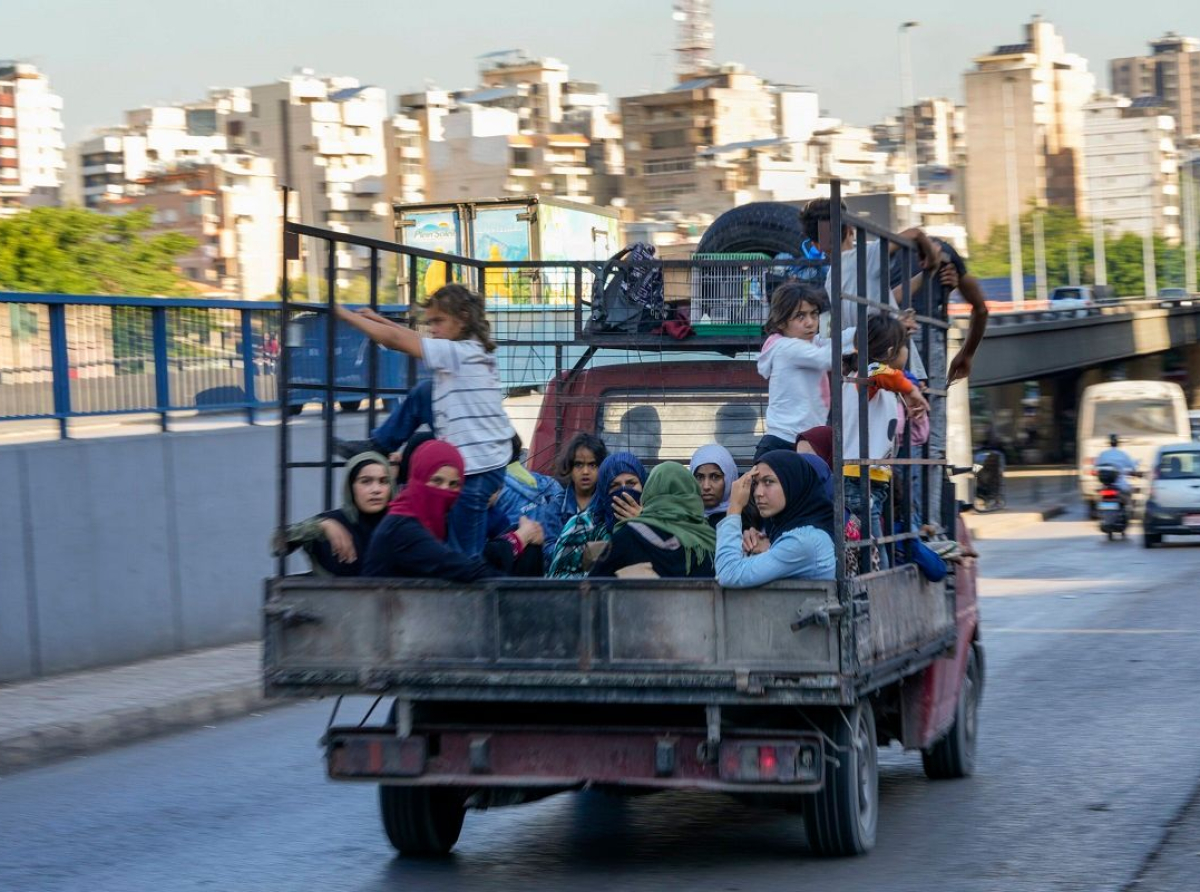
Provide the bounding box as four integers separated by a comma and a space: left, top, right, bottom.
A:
0, 424, 322, 683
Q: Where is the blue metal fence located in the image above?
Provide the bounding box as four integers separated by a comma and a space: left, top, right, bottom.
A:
1, 293, 282, 437
0, 292, 602, 438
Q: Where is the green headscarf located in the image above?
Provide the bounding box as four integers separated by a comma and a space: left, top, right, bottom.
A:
618, 461, 716, 571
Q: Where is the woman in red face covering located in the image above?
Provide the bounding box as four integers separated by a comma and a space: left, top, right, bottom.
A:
363, 440, 504, 580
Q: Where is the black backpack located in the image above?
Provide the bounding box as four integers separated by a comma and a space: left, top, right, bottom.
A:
586, 243, 667, 335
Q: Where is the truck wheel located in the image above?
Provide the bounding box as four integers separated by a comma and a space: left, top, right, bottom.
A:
379, 786, 466, 857
696, 202, 806, 256
1144, 531, 1161, 548
339, 400, 362, 413
286, 404, 304, 417
922, 644, 981, 780
802, 700, 878, 856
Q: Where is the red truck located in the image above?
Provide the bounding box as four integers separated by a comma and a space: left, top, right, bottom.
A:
265, 187, 983, 858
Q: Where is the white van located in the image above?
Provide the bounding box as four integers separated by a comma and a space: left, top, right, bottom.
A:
1078, 380, 1191, 511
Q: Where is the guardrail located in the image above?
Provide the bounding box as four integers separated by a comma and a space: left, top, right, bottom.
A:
3, 284, 1188, 440
950, 296, 1193, 326
0, 293, 281, 437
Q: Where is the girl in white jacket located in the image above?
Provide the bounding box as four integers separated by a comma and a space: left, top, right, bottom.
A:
756, 283, 849, 461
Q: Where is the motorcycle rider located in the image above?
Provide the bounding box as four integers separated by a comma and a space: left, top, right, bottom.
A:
1095, 434, 1138, 503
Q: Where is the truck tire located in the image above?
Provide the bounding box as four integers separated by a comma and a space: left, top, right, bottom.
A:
379, 786, 466, 857
1144, 531, 1161, 548
696, 202, 806, 256
339, 399, 362, 413
802, 700, 878, 856
922, 644, 981, 779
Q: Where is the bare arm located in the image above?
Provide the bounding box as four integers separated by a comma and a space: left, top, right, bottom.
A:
948, 273, 989, 384
335, 306, 424, 358
889, 228, 938, 304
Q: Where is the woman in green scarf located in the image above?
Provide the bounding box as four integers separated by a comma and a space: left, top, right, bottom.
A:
589, 462, 716, 578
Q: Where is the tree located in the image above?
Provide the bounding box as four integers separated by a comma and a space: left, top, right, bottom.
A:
0, 206, 196, 296
968, 206, 1198, 297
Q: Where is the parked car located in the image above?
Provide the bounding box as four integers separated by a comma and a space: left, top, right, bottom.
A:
1143, 443, 1200, 547
1190, 410, 1200, 442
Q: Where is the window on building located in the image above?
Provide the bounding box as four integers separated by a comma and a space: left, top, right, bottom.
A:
649, 130, 688, 150
511, 147, 532, 168
251, 103, 259, 118
250, 132, 261, 147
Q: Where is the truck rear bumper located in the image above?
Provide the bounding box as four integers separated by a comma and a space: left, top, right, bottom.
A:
326, 726, 825, 795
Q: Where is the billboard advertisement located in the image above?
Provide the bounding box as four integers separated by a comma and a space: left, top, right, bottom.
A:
475, 207, 533, 303
403, 210, 460, 302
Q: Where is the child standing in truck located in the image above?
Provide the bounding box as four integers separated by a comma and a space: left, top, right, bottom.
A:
755, 283, 850, 462
336, 284, 515, 557
841, 315, 929, 569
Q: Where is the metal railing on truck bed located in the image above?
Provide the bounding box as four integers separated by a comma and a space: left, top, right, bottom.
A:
269, 178, 957, 684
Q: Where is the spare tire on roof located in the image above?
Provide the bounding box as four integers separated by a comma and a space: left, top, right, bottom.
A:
695, 202, 806, 256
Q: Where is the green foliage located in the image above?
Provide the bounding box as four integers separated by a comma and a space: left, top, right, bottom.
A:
285, 274, 402, 304
968, 207, 1199, 297
0, 206, 197, 296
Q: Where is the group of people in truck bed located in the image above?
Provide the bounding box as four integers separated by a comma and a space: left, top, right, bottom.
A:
273, 199, 989, 587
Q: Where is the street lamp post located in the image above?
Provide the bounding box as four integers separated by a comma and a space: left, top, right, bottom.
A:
1003, 76, 1025, 308
899, 21, 920, 227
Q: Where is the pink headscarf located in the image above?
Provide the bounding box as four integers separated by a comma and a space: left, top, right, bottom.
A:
387, 440, 465, 541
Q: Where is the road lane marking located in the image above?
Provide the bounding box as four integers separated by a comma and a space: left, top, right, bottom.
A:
991, 627, 1200, 634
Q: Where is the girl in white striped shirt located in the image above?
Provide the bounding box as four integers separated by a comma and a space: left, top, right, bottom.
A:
336, 284, 515, 556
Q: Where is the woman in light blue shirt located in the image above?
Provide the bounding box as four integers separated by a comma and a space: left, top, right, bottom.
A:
716, 450, 836, 586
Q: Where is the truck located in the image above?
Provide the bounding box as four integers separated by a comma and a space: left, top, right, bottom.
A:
267, 186, 983, 859
395, 196, 621, 304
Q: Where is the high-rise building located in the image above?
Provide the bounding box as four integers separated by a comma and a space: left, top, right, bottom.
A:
423, 104, 596, 203
620, 65, 778, 215
0, 62, 66, 215
114, 153, 282, 298
386, 112, 426, 204
1082, 94, 1180, 241
77, 97, 232, 209
225, 71, 390, 287
1111, 34, 1200, 141
963, 18, 1095, 241
400, 53, 623, 207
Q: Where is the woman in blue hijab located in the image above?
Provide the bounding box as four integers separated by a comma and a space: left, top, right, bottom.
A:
548, 451, 646, 578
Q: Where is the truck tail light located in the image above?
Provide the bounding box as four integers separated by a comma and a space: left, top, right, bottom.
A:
1099, 488, 1119, 499
720, 739, 821, 784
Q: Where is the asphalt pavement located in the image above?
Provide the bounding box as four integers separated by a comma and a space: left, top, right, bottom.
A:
3, 507, 1200, 892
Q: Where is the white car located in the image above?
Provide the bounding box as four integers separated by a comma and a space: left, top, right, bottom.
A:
1143, 443, 1200, 548
1047, 286, 1097, 319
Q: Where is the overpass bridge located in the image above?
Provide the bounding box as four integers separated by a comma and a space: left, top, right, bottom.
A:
963, 298, 1200, 388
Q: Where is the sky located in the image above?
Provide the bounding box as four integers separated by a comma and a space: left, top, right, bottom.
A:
7, 0, 1200, 143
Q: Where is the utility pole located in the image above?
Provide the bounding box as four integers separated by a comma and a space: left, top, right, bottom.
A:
899, 21, 920, 227
1184, 155, 1198, 294
1003, 77, 1025, 308
1143, 185, 1158, 297
1093, 215, 1107, 288
1033, 211, 1048, 301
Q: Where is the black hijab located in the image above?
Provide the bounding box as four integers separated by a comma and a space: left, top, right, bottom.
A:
756, 450, 836, 541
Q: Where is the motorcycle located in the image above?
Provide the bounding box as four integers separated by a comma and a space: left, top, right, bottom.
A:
1095, 465, 1130, 540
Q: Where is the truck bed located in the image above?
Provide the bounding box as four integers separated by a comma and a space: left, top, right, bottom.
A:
264, 567, 957, 707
